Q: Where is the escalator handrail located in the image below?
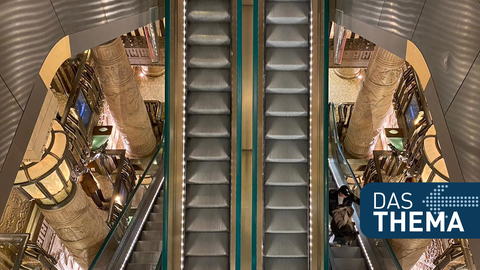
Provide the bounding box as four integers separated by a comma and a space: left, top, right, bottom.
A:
329, 102, 402, 270
89, 134, 166, 269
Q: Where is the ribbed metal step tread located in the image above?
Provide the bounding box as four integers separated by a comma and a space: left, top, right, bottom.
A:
187, 69, 230, 92
264, 258, 308, 270
187, 0, 231, 22
187, 115, 230, 138
186, 161, 230, 184
265, 163, 308, 186
126, 263, 157, 270
266, 25, 308, 47
131, 251, 162, 264
265, 210, 307, 233
187, 46, 231, 69
334, 258, 368, 270
264, 233, 308, 257
186, 138, 230, 161
140, 230, 162, 241
331, 246, 363, 258
185, 232, 229, 256
144, 221, 163, 231
148, 212, 163, 222
265, 186, 308, 209
187, 92, 231, 115
186, 185, 230, 208
266, 117, 308, 140
185, 257, 229, 270
151, 204, 163, 213
187, 23, 230, 46
265, 94, 308, 117
266, 48, 309, 71
266, 2, 309, 24
186, 208, 229, 232
265, 140, 308, 163
134, 241, 162, 252
266, 71, 308, 94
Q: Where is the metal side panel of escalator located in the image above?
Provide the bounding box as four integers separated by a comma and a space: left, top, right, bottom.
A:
183, 0, 233, 269
262, 0, 311, 269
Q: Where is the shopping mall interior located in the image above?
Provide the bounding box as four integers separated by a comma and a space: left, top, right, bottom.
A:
0, 0, 479, 269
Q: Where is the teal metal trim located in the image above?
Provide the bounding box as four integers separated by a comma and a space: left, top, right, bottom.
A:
252, 0, 259, 269
323, 0, 330, 269
235, 0, 243, 269
161, 0, 171, 268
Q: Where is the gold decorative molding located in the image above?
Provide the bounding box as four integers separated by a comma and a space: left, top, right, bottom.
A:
39, 36, 72, 88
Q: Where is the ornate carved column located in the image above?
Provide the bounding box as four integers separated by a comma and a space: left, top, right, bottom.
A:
41, 186, 108, 269
92, 37, 157, 158
344, 46, 404, 158
388, 239, 432, 269
334, 68, 361, 79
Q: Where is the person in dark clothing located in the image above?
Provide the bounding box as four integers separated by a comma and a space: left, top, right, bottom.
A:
79, 172, 110, 210
329, 185, 360, 217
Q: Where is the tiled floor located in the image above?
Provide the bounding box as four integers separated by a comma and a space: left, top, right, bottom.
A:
328, 68, 363, 105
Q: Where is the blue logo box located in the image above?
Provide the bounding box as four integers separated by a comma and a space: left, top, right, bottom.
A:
360, 183, 480, 239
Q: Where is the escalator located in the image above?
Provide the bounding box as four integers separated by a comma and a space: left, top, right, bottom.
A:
262, 0, 311, 269
183, 0, 233, 269
328, 102, 402, 270
126, 191, 164, 269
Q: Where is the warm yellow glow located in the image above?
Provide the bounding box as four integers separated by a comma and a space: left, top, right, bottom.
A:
406, 41, 431, 90
39, 36, 72, 87
115, 196, 122, 205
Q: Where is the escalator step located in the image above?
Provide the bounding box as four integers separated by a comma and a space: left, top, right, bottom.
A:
186, 185, 230, 208
265, 186, 308, 209
331, 246, 363, 258
265, 117, 308, 140
187, 46, 231, 69
265, 163, 308, 186
131, 251, 162, 264
266, 2, 309, 24
186, 161, 230, 184
266, 25, 309, 47
187, 69, 230, 92
185, 257, 229, 270
266, 48, 309, 70
266, 71, 308, 94
187, 115, 230, 138
140, 230, 162, 241
186, 208, 229, 232
187, 0, 231, 22
126, 263, 157, 270
264, 233, 308, 257
265, 210, 308, 233
135, 241, 162, 252
185, 232, 229, 256
187, 92, 231, 115
187, 23, 231, 46
186, 138, 230, 161
144, 221, 163, 231
334, 258, 368, 270
265, 94, 308, 117
265, 140, 308, 163
264, 258, 308, 270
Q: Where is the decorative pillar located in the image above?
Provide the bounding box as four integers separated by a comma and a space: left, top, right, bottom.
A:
92, 37, 157, 158
344, 47, 404, 158
388, 239, 432, 269
15, 121, 108, 269
41, 186, 108, 269
141, 66, 165, 77
334, 68, 361, 79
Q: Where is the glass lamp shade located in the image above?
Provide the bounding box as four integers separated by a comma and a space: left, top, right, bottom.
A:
421, 125, 449, 182
15, 121, 73, 206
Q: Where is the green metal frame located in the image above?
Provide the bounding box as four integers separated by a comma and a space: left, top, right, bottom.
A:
160, 0, 171, 267
251, 0, 259, 269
